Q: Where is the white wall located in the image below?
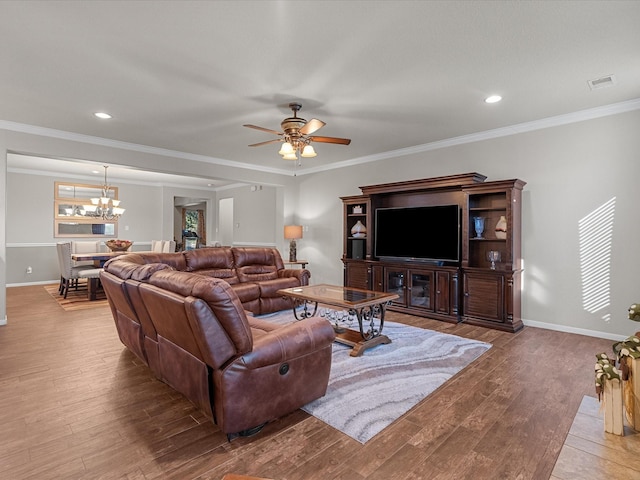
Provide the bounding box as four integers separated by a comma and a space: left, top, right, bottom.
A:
2, 109, 640, 339
296, 109, 640, 338
0, 131, 6, 325
5, 174, 282, 283
217, 185, 279, 246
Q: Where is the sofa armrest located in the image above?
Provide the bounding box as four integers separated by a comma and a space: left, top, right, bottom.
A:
278, 268, 310, 285
240, 317, 334, 369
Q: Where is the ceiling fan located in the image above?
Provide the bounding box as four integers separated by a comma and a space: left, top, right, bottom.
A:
243, 103, 351, 160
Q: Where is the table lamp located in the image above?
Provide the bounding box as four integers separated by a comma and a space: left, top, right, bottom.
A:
284, 225, 303, 262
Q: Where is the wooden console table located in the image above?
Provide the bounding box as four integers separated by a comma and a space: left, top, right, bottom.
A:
284, 260, 308, 269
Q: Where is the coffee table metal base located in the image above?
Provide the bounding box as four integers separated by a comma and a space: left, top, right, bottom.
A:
292, 298, 392, 357
333, 328, 392, 357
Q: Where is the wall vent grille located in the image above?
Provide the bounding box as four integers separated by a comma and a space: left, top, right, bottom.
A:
588, 75, 617, 90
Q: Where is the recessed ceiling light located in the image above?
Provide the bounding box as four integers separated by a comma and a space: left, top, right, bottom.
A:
94, 112, 112, 119
485, 95, 502, 104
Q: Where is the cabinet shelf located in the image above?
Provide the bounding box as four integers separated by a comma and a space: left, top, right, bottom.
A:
469, 207, 506, 212
469, 238, 507, 242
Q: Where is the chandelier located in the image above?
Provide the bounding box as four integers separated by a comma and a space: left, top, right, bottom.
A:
83, 166, 125, 220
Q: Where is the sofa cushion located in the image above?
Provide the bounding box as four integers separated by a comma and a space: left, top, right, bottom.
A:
247, 316, 283, 340
233, 248, 284, 283
148, 270, 253, 356
184, 248, 235, 270
194, 268, 239, 284
233, 247, 285, 269
184, 248, 239, 283
257, 277, 300, 298
104, 252, 187, 272
104, 259, 174, 281
230, 282, 260, 303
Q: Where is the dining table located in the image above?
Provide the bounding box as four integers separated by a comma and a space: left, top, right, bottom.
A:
71, 250, 133, 267
71, 250, 151, 301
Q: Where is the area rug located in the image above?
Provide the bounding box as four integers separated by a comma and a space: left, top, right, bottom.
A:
259, 309, 492, 443
44, 283, 109, 311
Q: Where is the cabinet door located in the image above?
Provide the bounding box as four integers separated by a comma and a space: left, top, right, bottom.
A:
371, 265, 384, 292
463, 272, 504, 322
385, 268, 406, 306
409, 271, 433, 310
435, 270, 450, 315
345, 262, 370, 290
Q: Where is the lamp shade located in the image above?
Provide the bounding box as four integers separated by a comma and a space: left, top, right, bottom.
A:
301, 145, 317, 158
284, 225, 303, 240
278, 142, 294, 155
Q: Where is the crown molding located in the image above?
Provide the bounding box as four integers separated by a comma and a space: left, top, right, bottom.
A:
297, 97, 640, 176
2, 97, 640, 178
0, 119, 294, 177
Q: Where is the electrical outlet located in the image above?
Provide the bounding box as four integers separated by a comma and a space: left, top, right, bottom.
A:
26, 266, 33, 274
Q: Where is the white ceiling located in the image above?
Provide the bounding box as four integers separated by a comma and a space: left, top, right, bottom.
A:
2, 1, 640, 187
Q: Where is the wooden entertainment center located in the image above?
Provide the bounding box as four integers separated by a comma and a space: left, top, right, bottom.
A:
341, 173, 526, 332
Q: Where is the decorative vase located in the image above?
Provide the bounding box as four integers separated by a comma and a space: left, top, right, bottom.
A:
495, 215, 507, 239
487, 250, 501, 270
351, 220, 367, 238
473, 217, 485, 239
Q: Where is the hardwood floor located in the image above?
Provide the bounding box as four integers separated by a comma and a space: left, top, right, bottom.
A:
0, 284, 630, 479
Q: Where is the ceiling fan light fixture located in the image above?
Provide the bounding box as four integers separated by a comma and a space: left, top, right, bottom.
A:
278, 142, 294, 155
301, 145, 317, 158
245, 103, 350, 165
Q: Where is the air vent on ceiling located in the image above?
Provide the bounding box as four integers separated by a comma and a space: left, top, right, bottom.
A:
588, 74, 617, 90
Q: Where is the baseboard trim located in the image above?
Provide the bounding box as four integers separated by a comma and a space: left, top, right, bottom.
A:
8, 280, 59, 288
523, 318, 626, 341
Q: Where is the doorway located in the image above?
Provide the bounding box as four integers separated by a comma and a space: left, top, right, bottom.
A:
174, 197, 207, 249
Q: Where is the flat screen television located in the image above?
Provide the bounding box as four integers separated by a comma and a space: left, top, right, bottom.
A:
374, 204, 460, 263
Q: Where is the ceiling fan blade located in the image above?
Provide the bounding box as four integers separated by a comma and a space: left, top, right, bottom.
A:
299, 118, 325, 135
243, 124, 283, 136
309, 135, 351, 145
248, 139, 282, 147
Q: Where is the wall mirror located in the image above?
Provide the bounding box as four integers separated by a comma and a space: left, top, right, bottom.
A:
54, 181, 119, 237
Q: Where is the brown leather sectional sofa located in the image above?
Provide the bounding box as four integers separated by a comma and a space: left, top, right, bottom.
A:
101, 247, 335, 438
108, 246, 311, 315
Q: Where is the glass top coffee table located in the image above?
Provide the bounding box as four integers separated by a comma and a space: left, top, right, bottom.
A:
277, 284, 399, 357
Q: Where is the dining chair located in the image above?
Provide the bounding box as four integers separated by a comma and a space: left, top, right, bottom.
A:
152, 240, 177, 253
71, 240, 101, 267
56, 242, 95, 298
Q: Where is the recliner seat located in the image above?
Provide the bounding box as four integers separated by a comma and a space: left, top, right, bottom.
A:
101, 253, 334, 438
